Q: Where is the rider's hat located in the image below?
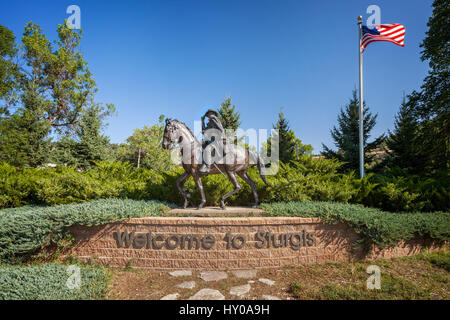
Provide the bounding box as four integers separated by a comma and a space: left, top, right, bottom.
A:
204, 109, 219, 117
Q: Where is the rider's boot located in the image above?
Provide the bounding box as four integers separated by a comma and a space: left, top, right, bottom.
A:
199, 163, 210, 173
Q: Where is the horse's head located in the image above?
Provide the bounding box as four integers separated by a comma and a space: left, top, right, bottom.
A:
162, 118, 180, 150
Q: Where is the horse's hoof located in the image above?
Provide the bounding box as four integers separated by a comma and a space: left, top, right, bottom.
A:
197, 202, 206, 210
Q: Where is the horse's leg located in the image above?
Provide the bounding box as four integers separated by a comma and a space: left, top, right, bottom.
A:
193, 173, 206, 210
176, 172, 191, 209
237, 171, 259, 208
220, 172, 241, 210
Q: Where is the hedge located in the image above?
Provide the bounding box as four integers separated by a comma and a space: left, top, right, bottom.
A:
261, 201, 450, 248
2, 160, 447, 213
0, 263, 109, 300
0, 199, 172, 263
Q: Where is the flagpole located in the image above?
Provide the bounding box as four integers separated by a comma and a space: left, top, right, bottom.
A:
358, 16, 364, 178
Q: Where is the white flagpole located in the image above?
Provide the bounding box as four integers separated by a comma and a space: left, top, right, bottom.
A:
358, 16, 364, 178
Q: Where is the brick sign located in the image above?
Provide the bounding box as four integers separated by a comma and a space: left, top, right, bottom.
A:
67, 217, 439, 270
114, 229, 316, 250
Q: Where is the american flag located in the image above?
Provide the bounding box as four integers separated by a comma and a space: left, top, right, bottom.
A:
361, 23, 406, 51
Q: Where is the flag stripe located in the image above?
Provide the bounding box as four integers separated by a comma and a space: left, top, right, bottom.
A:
361, 23, 405, 51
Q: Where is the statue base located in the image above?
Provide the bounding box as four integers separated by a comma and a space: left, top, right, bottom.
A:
166, 206, 265, 217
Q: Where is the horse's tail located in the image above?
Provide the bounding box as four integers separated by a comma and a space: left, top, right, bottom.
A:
256, 155, 269, 186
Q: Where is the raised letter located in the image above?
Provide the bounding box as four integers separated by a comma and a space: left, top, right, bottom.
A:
255, 230, 266, 248
114, 229, 134, 248
202, 234, 216, 250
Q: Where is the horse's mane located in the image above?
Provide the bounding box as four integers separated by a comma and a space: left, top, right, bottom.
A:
170, 119, 197, 141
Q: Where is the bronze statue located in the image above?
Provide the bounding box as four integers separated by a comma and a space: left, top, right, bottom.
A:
199, 109, 225, 173
162, 112, 268, 210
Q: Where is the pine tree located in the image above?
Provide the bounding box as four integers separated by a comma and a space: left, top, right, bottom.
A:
385, 95, 422, 171
404, 0, 449, 174
217, 97, 241, 131
0, 83, 51, 167
322, 90, 384, 172
50, 103, 113, 168
74, 103, 112, 168
266, 109, 312, 164
0, 25, 19, 116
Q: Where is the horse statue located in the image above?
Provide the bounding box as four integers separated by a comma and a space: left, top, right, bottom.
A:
162, 118, 268, 209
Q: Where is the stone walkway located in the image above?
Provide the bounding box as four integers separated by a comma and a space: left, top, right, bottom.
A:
162, 269, 281, 300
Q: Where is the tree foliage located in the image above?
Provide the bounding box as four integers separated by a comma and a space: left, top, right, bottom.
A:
322, 90, 384, 172
0, 22, 114, 168
20, 22, 100, 131
0, 82, 51, 167
406, 0, 449, 174
0, 25, 19, 116
114, 115, 172, 170
217, 97, 241, 131
385, 96, 422, 172
384, 0, 449, 175
267, 109, 313, 164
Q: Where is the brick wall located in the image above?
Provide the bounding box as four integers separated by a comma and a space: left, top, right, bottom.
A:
67, 217, 442, 270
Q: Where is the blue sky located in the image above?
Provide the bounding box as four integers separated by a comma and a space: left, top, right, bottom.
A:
1, 0, 433, 152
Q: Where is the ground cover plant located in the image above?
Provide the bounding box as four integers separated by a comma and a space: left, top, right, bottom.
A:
261, 201, 450, 248
0, 198, 172, 263
0, 263, 109, 300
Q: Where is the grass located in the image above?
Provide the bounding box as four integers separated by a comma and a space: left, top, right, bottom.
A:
1, 250, 447, 300
287, 249, 449, 300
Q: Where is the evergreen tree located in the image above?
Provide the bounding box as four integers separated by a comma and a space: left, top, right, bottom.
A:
217, 97, 241, 131
266, 109, 312, 164
74, 103, 112, 168
385, 95, 422, 171
50, 103, 114, 168
322, 90, 384, 172
402, 0, 449, 174
0, 83, 51, 167
0, 25, 19, 116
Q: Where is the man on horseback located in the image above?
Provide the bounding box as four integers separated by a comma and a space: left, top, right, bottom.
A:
199, 109, 225, 173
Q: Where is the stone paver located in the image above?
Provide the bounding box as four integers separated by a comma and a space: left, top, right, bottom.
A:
231, 270, 257, 279
258, 278, 275, 286
199, 271, 228, 281
188, 288, 225, 300
176, 281, 196, 289
262, 295, 281, 300
169, 270, 192, 277
160, 293, 180, 300
229, 284, 251, 297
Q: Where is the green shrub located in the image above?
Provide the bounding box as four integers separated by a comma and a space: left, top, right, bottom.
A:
0, 159, 448, 212
261, 201, 450, 248
0, 263, 109, 300
0, 198, 172, 263
360, 169, 450, 212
